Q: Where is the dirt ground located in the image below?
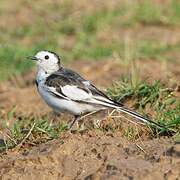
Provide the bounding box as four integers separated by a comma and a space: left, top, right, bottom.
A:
0, 60, 179, 180
0, 132, 179, 180
0, 0, 180, 179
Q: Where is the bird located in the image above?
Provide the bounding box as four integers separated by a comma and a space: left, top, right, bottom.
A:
28, 50, 164, 129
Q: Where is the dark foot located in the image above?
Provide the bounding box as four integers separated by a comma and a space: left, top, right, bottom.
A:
68, 115, 80, 130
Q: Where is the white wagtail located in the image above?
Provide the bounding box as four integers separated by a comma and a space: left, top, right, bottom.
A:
28, 50, 164, 129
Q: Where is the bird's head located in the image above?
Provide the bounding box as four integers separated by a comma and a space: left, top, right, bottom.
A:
28, 50, 61, 73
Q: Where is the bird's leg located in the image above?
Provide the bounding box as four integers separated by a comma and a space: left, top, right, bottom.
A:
68, 110, 103, 130
68, 115, 80, 129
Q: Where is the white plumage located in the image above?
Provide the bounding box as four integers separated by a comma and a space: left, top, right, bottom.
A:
29, 50, 164, 129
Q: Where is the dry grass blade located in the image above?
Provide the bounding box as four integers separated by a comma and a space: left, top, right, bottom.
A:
15, 122, 36, 149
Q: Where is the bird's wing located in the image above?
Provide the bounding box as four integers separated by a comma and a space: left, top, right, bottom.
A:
62, 68, 122, 104
44, 68, 122, 106
44, 68, 166, 129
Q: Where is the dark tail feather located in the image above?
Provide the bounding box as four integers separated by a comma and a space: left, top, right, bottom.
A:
93, 96, 168, 131
116, 106, 165, 129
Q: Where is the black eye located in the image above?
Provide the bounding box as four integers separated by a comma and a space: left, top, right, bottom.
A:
45, 55, 49, 60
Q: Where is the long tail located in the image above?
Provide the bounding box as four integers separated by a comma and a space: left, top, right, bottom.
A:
115, 106, 164, 129
90, 96, 166, 130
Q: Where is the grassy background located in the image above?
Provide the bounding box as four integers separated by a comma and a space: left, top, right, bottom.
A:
0, 0, 180, 149
0, 0, 180, 80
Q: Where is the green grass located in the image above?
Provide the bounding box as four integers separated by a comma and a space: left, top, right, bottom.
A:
107, 77, 180, 135
0, 46, 34, 80
0, 0, 180, 80
64, 38, 180, 62
0, 39, 58, 81
0, 39, 179, 81
0, 76, 179, 152
0, 0, 180, 149
118, 0, 180, 26
135, 41, 180, 61
0, 115, 68, 152
82, 7, 125, 33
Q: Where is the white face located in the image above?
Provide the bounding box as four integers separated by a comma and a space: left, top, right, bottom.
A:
33, 51, 60, 73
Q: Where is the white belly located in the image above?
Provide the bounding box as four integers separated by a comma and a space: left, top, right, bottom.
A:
38, 84, 100, 115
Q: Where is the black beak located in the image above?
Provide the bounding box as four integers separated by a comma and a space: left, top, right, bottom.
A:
27, 56, 38, 61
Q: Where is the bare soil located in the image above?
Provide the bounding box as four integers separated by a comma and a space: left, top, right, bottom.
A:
0, 0, 180, 179
0, 60, 179, 180
0, 132, 179, 180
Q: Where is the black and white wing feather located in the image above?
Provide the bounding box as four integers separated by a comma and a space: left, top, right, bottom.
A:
44, 68, 164, 129
45, 68, 123, 106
